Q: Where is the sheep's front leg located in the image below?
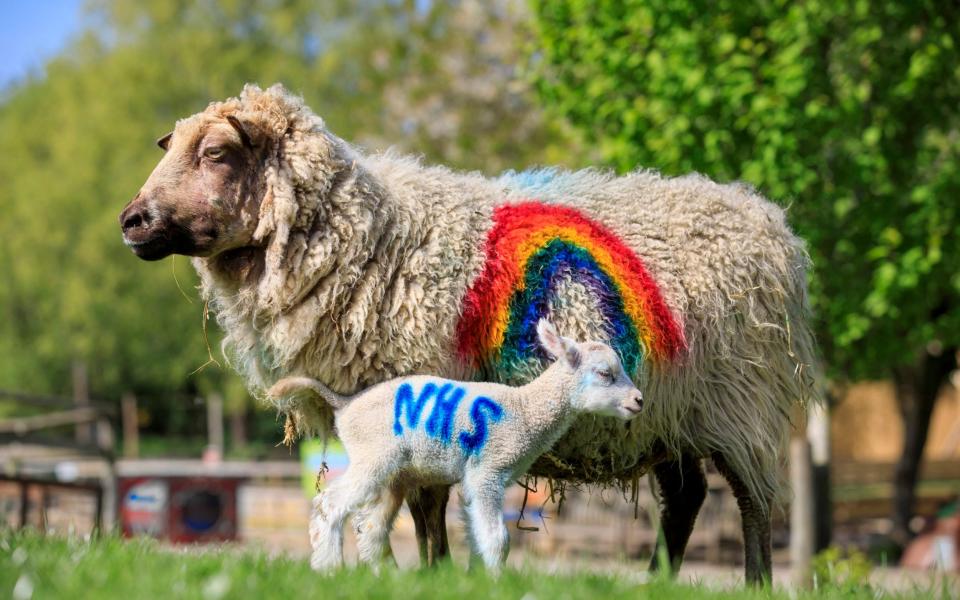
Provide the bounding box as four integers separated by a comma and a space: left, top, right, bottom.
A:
649, 454, 707, 575
462, 475, 509, 574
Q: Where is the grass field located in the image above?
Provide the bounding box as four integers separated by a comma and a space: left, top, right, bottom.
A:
0, 530, 953, 599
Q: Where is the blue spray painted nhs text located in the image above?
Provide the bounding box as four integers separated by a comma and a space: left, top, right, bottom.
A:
393, 382, 504, 456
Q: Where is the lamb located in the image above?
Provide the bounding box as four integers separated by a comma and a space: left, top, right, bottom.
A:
119, 83, 819, 584
268, 320, 643, 572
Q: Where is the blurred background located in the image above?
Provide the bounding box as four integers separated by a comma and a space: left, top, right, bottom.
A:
1, 0, 958, 585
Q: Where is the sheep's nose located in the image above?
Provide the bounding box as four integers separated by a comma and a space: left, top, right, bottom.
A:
633, 393, 643, 411
120, 198, 151, 233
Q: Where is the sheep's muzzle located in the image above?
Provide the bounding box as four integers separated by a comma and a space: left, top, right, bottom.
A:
119, 195, 216, 261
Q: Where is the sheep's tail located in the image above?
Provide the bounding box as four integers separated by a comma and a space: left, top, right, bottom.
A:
267, 376, 352, 411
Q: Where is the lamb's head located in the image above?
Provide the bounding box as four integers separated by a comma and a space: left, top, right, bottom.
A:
119, 84, 342, 262
536, 319, 644, 420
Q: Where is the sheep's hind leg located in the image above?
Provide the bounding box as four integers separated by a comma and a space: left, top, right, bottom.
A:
354, 485, 404, 569
712, 451, 772, 586
407, 485, 451, 567
310, 468, 381, 572
649, 454, 707, 575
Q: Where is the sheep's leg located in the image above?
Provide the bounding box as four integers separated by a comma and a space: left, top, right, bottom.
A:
407, 485, 451, 567
309, 486, 348, 571
462, 476, 509, 574
458, 488, 483, 571
649, 454, 707, 575
354, 485, 404, 569
310, 468, 380, 572
712, 452, 772, 585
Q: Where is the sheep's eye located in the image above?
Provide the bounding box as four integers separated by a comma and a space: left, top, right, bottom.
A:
204, 146, 225, 160
596, 368, 613, 382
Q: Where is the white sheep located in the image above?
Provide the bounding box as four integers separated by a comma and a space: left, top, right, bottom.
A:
269, 320, 643, 572
121, 83, 819, 583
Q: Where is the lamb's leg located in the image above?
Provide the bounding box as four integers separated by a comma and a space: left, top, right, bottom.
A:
310, 468, 380, 572
458, 488, 482, 571
712, 452, 772, 585
649, 454, 707, 575
407, 485, 451, 567
309, 486, 348, 571
462, 476, 509, 574
354, 485, 404, 569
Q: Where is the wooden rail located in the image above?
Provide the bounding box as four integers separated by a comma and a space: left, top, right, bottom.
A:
0, 407, 102, 435
0, 474, 105, 533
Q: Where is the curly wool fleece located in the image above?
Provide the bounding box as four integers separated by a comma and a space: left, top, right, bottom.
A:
192, 84, 818, 515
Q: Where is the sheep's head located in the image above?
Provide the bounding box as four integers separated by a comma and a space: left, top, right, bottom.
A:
536, 319, 644, 420
119, 84, 337, 262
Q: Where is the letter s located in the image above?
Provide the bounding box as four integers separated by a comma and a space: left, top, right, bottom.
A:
458, 397, 504, 456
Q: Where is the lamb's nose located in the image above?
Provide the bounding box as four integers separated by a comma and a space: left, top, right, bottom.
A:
634, 394, 643, 410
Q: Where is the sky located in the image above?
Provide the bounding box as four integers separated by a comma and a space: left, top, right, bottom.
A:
0, 0, 85, 85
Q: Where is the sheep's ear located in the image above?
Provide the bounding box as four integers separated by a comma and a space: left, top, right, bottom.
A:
156, 132, 173, 151
537, 319, 581, 368
226, 115, 254, 148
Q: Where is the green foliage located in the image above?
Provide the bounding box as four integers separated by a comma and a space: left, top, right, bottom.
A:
0, 1, 573, 425
529, 0, 960, 379
0, 530, 947, 599
811, 546, 873, 591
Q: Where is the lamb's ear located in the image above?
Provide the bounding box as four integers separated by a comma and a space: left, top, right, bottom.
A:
536, 319, 581, 368
226, 115, 255, 148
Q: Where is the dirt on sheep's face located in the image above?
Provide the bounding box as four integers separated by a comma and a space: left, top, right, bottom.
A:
119, 112, 267, 262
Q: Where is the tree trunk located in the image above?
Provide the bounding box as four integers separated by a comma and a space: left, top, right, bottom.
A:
890, 348, 956, 547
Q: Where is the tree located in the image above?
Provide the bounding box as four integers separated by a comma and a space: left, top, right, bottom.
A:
529, 0, 960, 547
0, 0, 575, 440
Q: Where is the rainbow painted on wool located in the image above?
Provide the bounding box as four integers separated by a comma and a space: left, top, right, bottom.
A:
456, 202, 686, 379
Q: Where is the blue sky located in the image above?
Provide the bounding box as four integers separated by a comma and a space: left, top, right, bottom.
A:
0, 0, 84, 85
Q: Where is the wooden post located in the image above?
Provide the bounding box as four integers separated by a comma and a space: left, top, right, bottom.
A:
19, 482, 28, 529
72, 361, 91, 444
93, 485, 103, 536
790, 437, 814, 587
206, 393, 224, 460
39, 486, 48, 533
121, 393, 139, 458
808, 402, 832, 550
96, 416, 114, 453
229, 408, 247, 453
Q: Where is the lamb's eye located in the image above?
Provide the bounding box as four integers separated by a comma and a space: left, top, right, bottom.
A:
204, 146, 225, 160
596, 368, 613, 382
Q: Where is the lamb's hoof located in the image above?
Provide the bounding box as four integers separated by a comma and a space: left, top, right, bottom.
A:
309, 554, 341, 573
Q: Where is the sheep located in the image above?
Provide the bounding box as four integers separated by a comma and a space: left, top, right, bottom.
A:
119, 83, 819, 584
269, 320, 643, 572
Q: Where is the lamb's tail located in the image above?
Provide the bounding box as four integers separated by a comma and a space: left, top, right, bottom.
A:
266, 376, 351, 411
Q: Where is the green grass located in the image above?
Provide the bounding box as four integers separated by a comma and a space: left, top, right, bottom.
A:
0, 530, 951, 600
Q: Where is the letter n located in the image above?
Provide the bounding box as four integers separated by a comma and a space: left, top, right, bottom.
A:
394, 382, 437, 435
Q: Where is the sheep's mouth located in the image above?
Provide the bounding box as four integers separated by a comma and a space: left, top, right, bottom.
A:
124, 223, 216, 261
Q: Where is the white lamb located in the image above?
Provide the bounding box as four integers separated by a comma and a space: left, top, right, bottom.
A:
268, 320, 644, 573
